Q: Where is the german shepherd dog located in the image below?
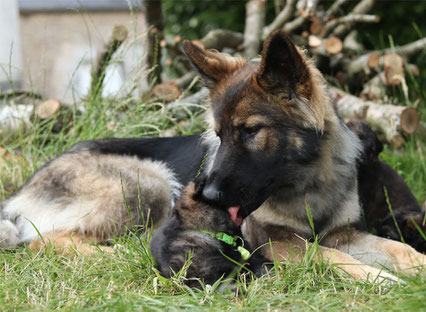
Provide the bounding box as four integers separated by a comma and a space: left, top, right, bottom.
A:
0, 30, 424, 283
151, 182, 271, 288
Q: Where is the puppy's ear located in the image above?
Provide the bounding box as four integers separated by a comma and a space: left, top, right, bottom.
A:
257, 30, 310, 95
182, 41, 245, 89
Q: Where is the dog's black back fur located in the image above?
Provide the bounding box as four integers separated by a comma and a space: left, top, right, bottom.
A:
71, 135, 206, 185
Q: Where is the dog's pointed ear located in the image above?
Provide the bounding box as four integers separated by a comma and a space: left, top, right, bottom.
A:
182, 40, 244, 89
257, 31, 310, 94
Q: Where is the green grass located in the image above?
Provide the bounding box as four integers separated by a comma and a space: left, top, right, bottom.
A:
1, 44, 426, 311
1, 232, 426, 311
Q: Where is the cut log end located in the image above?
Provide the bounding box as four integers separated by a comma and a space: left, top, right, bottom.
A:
152, 82, 181, 102
36, 99, 61, 119
310, 21, 324, 35
383, 53, 404, 70
325, 37, 343, 55
112, 25, 128, 42
400, 107, 419, 134
385, 65, 404, 86
308, 35, 322, 48
367, 53, 380, 68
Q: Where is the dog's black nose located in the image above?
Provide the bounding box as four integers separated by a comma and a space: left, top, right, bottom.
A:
201, 184, 223, 203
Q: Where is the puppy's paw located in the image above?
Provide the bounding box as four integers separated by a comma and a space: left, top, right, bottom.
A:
0, 220, 20, 249
253, 262, 274, 277
379, 211, 426, 253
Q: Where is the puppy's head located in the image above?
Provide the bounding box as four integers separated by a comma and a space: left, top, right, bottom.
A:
346, 119, 383, 164
378, 211, 426, 253
172, 182, 238, 232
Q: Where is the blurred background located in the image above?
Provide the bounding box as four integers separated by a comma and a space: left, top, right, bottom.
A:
1, 0, 145, 102
0, 0, 424, 102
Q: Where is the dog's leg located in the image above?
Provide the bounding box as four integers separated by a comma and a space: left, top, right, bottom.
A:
319, 246, 400, 283
242, 218, 399, 283
29, 231, 113, 258
0, 220, 20, 248
324, 228, 426, 276
261, 240, 399, 283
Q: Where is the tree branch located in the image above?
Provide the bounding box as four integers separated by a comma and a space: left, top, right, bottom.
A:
200, 29, 244, 50
332, 0, 376, 37
324, 0, 351, 20
322, 14, 379, 38
263, 0, 298, 39
330, 87, 419, 147
244, 0, 267, 59
380, 37, 426, 58
347, 37, 426, 74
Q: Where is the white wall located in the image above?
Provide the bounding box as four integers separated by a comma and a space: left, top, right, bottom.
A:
0, 0, 22, 89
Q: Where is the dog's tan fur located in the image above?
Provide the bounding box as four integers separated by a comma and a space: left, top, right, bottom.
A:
1, 30, 424, 285
183, 30, 425, 283
1, 149, 179, 250
29, 231, 113, 257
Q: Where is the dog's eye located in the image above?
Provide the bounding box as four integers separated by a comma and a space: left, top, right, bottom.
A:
244, 125, 262, 135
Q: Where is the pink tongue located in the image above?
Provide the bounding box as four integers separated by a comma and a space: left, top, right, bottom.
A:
228, 206, 243, 227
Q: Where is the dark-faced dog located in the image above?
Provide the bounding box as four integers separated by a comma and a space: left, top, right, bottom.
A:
1, 30, 425, 284
347, 119, 426, 252
151, 182, 270, 288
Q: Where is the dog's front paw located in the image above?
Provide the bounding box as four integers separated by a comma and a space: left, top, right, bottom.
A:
248, 253, 274, 277
378, 211, 426, 253
0, 220, 20, 249
253, 262, 274, 277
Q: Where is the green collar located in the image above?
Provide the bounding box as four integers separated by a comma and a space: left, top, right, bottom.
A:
200, 230, 251, 261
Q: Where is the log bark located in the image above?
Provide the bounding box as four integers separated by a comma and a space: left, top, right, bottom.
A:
274, 0, 286, 15
332, 0, 376, 37
322, 14, 379, 38
348, 37, 426, 74
330, 87, 419, 147
343, 30, 364, 51
200, 29, 244, 50
324, 0, 351, 20
263, 0, 298, 39
174, 72, 197, 90
361, 72, 387, 100
346, 53, 376, 74
283, 15, 307, 33
243, 0, 267, 59
380, 37, 426, 58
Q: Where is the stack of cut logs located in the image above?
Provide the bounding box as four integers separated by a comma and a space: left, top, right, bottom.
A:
147, 0, 424, 147
1, 1, 423, 147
